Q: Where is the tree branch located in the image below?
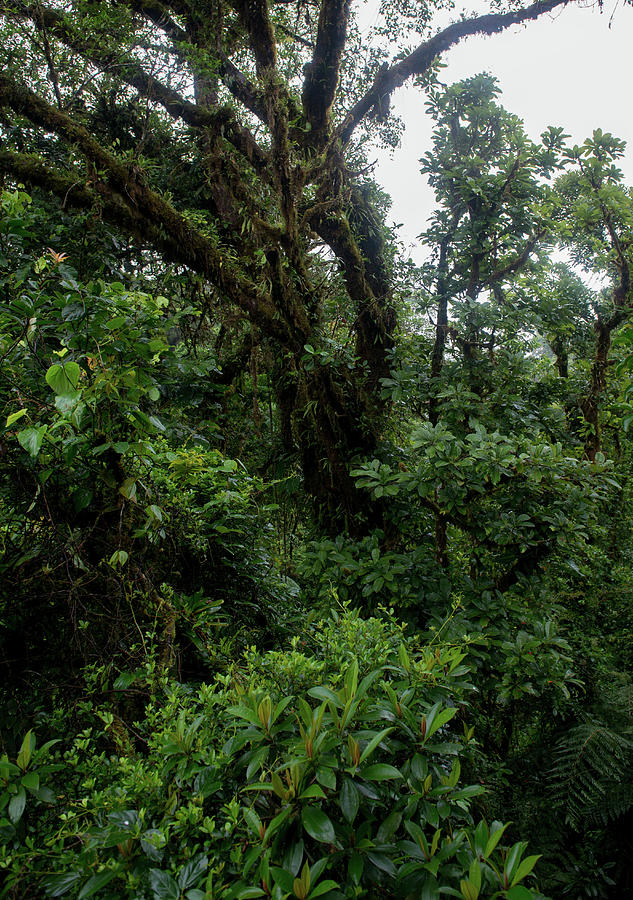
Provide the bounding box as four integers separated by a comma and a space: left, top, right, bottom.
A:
231, 0, 277, 73
302, 0, 351, 143
2, 0, 271, 128
338, 0, 572, 144
0, 83, 290, 342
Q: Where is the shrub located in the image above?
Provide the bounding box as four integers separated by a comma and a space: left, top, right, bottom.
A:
0, 610, 545, 899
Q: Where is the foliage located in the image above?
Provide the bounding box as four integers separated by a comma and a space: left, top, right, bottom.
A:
0, 0, 633, 893
0, 609, 547, 900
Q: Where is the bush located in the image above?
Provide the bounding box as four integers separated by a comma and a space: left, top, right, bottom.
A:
0, 610, 546, 899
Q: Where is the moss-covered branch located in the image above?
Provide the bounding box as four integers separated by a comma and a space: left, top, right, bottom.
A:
338, 0, 572, 144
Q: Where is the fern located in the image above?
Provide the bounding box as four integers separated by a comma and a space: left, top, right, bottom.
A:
548, 715, 633, 828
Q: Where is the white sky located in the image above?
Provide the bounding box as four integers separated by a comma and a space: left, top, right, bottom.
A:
357, 1, 633, 261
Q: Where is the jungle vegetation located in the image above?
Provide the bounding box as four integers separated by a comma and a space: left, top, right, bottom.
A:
1, 0, 633, 897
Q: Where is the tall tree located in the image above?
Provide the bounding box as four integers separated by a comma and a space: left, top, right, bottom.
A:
0, 0, 579, 529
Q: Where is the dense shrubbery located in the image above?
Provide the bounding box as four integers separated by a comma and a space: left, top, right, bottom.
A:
1, 607, 547, 900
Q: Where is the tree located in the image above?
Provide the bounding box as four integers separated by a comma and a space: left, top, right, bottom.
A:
0, 0, 580, 530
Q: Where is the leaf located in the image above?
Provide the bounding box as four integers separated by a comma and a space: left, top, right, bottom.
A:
17, 730, 34, 771
178, 855, 208, 891
21, 771, 39, 792
270, 867, 295, 894
72, 487, 93, 513
6, 408, 27, 426
46, 361, 80, 395
264, 805, 292, 841
361, 764, 403, 781
113, 671, 136, 689
348, 853, 363, 885
299, 784, 327, 800
36, 786, 56, 803
504, 842, 528, 883
78, 870, 119, 899
141, 829, 167, 862
358, 727, 394, 764
8, 787, 26, 823
377, 811, 402, 844
484, 821, 510, 858
109, 550, 129, 569
459, 879, 479, 900
149, 415, 166, 432
505, 887, 535, 900
309, 881, 339, 898
105, 316, 127, 330
424, 704, 458, 742
44, 872, 82, 897
246, 746, 269, 780
511, 854, 541, 886
18, 425, 47, 458
339, 779, 359, 824
316, 767, 336, 790
283, 839, 304, 876
54, 392, 82, 419
308, 686, 343, 708
301, 806, 336, 844
119, 478, 137, 501
149, 869, 180, 900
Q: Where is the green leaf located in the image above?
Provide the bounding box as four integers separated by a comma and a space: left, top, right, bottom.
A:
511, 854, 541, 886
309, 881, 339, 897
21, 771, 39, 792
424, 704, 458, 742
44, 872, 82, 897
264, 805, 292, 841
348, 853, 363, 885
105, 316, 127, 330
459, 879, 479, 900
36, 786, 56, 803
113, 671, 136, 689
504, 842, 528, 883
8, 787, 26, 823
339, 779, 359, 824
300, 784, 327, 800
46, 361, 80, 395
17, 425, 47, 458
149, 415, 166, 432
316, 767, 336, 790
270, 867, 294, 894
283, 839, 304, 877
246, 746, 269, 780
54, 392, 82, 419
72, 487, 93, 513
78, 870, 119, 899
17, 730, 34, 771
149, 869, 180, 900
119, 478, 137, 501
361, 764, 403, 781
505, 887, 534, 900
308, 686, 343, 708
141, 829, 167, 861
377, 811, 402, 844
6, 408, 27, 426
359, 727, 394, 764
468, 859, 481, 892
109, 550, 129, 568
178, 855, 208, 891
301, 807, 336, 844
484, 821, 510, 858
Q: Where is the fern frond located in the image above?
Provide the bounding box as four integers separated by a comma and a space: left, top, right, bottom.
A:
548, 719, 633, 828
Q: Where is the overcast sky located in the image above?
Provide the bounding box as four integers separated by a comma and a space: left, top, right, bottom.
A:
358, 1, 633, 261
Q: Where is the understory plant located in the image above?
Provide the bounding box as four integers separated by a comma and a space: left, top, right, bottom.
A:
0, 609, 545, 900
